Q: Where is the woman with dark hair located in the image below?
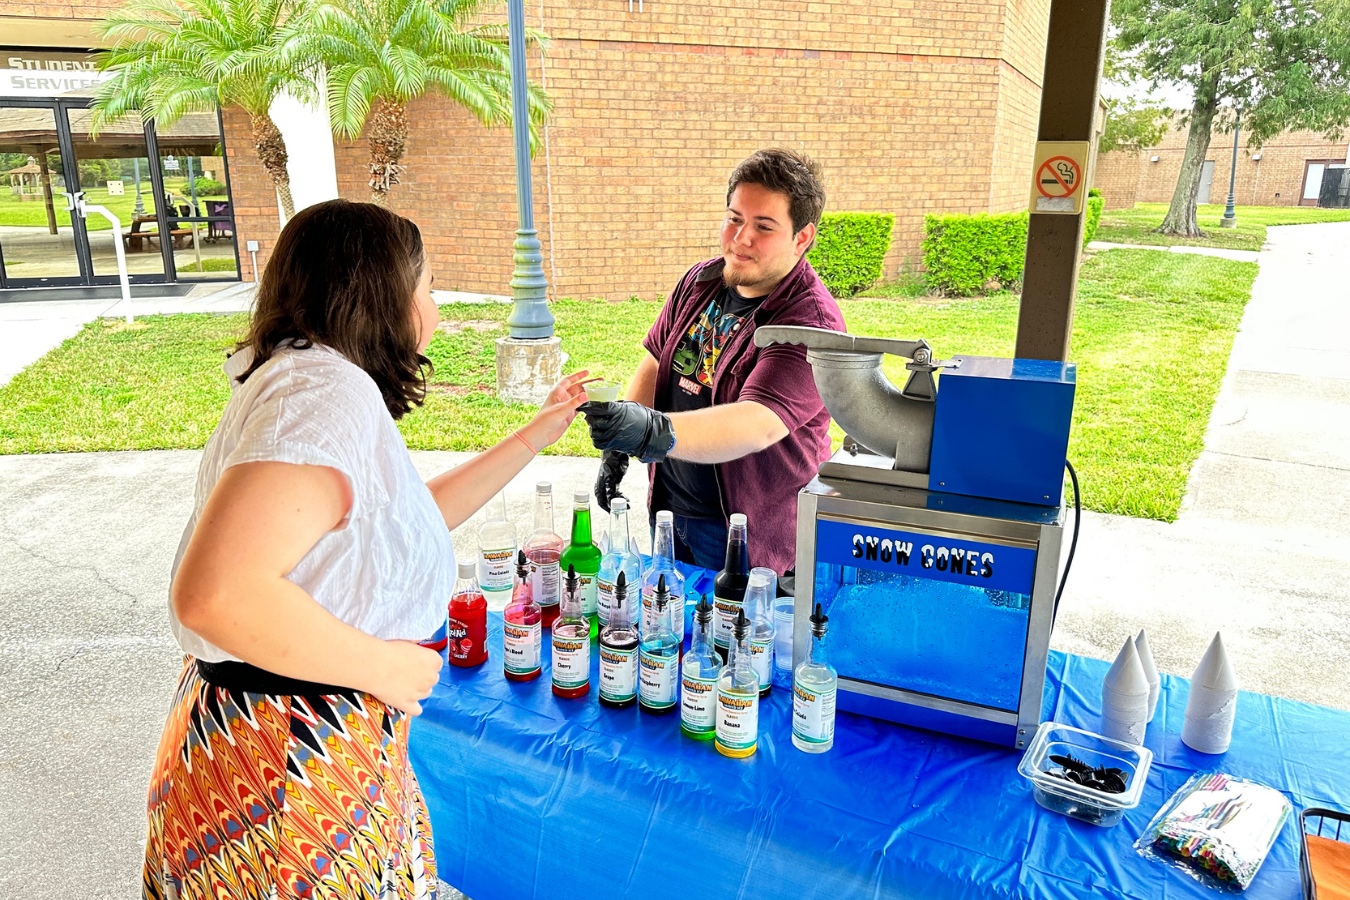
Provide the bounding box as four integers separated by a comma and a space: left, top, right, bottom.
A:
142, 199, 588, 900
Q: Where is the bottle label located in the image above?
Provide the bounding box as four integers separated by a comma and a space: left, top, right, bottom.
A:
502, 621, 541, 675
792, 683, 837, 744
680, 672, 718, 733
713, 593, 742, 649
447, 613, 484, 664
551, 633, 590, 689
479, 548, 515, 593
597, 577, 616, 627
715, 688, 758, 751
577, 574, 598, 617
598, 645, 637, 702
639, 651, 678, 708
750, 638, 774, 691
530, 561, 561, 609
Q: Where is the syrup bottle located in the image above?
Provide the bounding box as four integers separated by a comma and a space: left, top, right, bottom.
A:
447, 559, 488, 668
598, 572, 639, 709
551, 564, 591, 699
503, 550, 542, 682
638, 574, 680, 715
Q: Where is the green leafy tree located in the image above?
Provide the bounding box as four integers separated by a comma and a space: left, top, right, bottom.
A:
1113, 0, 1350, 236
1100, 98, 1171, 154
91, 0, 317, 219
308, 0, 550, 204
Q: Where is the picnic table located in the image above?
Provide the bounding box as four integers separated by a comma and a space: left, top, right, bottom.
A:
122, 214, 194, 253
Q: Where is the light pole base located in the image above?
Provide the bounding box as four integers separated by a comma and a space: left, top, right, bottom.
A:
1219, 216, 1237, 229
496, 336, 563, 405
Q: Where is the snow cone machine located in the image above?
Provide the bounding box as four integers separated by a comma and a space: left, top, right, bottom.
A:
755, 326, 1076, 749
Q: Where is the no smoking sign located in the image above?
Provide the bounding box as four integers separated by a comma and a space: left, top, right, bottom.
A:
1028, 141, 1091, 215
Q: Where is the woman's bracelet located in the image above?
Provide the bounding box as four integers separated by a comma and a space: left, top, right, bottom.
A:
512, 430, 539, 455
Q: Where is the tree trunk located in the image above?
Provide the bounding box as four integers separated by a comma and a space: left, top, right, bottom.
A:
367, 98, 408, 206
1158, 75, 1220, 237
249, 113, 295, 221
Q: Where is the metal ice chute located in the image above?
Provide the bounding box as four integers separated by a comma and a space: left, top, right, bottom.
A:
754, 325, 955, 476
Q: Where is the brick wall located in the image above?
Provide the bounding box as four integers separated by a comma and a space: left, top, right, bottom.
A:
219, 107, 285, 281
324, 0, 1053, 300
1091, 151, 1141, 209
1097, 118, 1348, 209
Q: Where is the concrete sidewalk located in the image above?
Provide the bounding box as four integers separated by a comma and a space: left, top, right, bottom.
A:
2, 224, 1348, 898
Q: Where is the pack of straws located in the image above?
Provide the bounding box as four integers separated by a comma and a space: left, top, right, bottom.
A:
1136, 772, 1291, 891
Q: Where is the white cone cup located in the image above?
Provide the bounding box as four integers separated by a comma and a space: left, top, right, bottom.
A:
1102, 637, 1150, 742
1101, 714, 1147, 745
1182, 632, 1239, 754
1135, 629, 1161, 723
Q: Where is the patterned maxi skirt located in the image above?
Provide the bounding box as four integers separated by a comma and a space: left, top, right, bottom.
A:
143, 659, 437, 900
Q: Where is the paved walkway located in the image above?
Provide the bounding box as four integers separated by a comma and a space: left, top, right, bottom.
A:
2, 225, 1348, 897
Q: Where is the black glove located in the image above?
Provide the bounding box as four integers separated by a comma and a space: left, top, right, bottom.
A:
594, 450, 630, 513
579, 400, 676, 463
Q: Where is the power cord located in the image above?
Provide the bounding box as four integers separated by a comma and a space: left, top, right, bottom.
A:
1052, 460, 1081, 623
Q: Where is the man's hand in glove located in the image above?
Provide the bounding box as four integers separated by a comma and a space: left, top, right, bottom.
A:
593, 450, 630, 513
579, 400, 677, 464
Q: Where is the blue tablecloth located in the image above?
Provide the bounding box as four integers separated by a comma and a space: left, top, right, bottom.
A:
410, 609, 1350, 900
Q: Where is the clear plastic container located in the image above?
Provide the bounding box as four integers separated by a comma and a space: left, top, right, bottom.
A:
1017, 721, 1153, 827
773, 598, 794, 686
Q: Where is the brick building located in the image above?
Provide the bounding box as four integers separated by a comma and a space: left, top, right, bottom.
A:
2, 0, 1057, 300
1093, 118, 1350, 211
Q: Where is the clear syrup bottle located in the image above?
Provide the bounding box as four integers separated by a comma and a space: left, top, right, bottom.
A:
598, 572, 639, 709
523, 481, 564, 630
503, 550, 541, 682
715, 609, 759, 758
744, 569, 775, 698
713, 513, 749, 660
642, 510, 686, 644
680, 596, 722, 740
792, 603, 837, 753
597, 498, 642, 634
638, 574, 680, 715
477, 491, 517, 602
551, 564, 591, 699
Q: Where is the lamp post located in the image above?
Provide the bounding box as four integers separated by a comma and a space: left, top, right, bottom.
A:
495, 0, 562, 403
1221, 110, 1241, 228
505, 0, 553, 340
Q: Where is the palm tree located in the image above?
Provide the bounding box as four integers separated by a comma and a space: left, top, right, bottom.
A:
91, 0, 317, 219
309, 0, 550, 205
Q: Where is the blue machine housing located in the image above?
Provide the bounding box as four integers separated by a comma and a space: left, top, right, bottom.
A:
928, 357, 1076, 506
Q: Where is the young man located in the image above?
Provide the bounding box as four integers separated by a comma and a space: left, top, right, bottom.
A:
581, 149, 845, 574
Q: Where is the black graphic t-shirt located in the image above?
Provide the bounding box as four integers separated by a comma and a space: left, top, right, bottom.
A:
657, 285, 762, 519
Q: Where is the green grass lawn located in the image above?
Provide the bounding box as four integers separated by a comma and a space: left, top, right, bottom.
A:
0, 249, 1256, 521
0, 186, 227, 232
1094, 202, 1350, 252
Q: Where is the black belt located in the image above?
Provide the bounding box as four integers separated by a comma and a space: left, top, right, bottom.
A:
196, 659, 359, 700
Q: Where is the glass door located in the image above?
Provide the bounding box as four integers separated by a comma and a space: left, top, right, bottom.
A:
0, 102, 84, 286
63, 104, 167, 282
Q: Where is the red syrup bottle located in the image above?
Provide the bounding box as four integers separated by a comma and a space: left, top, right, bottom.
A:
448, 559, 488, 668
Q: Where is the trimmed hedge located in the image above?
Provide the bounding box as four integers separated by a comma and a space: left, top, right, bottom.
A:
922, 212, 1028, 297
807, 212, 894, 298
922, 190, 1107, 296
1083, 189, 1105, 248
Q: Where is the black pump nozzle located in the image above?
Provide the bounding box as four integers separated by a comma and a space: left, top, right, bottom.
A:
654, 573, 669, 611
515, 549, 529, 578
615, 571, 627, 609
733, 608, 750, 642
565, 563, 578, 594
694, 595, 713, 623
810, 602, 829, 638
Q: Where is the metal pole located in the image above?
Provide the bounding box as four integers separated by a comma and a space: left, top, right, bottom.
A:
1221, 111, 1240, 228
133, 157, 145, 217
504, 0, 554, 340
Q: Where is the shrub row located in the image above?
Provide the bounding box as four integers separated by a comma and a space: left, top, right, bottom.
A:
922, 189, 1106, 296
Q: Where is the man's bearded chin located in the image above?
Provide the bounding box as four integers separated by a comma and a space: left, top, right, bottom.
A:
723, 255, 759, 287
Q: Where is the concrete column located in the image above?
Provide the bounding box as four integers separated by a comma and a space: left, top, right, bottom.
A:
1014, 0, 1111, 362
